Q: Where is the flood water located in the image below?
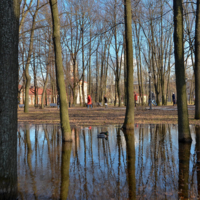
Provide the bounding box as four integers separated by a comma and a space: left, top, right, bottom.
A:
15, 124, 200, 199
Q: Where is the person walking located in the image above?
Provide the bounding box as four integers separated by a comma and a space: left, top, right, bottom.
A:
172, 92, 176, 106
87, 94, 92, 108
104, 95, 108, 108
57, 94, 60, 110
134, 92, 137, 107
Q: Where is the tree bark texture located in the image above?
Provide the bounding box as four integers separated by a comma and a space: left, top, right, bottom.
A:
49, 0, 72, 141
173, 0, 191, 142
123, 0, 135, 129
0, 0, 19, 199
195, 0, 200, 119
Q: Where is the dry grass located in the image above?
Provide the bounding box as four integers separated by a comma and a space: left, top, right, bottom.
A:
17, 105, 200, 126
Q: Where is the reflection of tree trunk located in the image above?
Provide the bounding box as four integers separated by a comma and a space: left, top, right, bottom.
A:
196, 126, 200, 196
60, 142, 71, 200
26, 124, 38, 200
83, 130, 88, 199
178, 142, 191, 199
123, 130, 136, 200
117, 128, 121, 197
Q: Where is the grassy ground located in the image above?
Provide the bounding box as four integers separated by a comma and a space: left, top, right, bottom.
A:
17, 104, 200, 126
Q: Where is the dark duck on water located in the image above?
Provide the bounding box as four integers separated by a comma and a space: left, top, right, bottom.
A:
97, 131, 108, 138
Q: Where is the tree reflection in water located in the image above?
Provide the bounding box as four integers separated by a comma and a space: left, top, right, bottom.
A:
60, 142, 71, 200
123, 129, 136, 200
178, 141, 191, 199
16, 123, 200, 199
196, 125, 200, 197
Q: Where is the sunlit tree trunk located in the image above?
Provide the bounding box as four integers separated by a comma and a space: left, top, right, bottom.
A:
49, 0, 72, 141
88, 25, 92, 95
0, 0, 19, 198
173, 0, 191, 142
123, 34, 127, 106
123, 0, 135, 129
81, 23, 85, 106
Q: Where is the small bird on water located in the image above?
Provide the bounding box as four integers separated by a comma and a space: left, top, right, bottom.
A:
97, 131, 108, 138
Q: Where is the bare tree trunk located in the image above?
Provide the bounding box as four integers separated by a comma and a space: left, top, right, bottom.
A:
96, 46, 99, 103
81, 25, 85, 106
174, 0, 191, 142
123, 0, 135, 130
73, 57, 77, 105
41, 31, 51, 109
88, 26, 92, 95
24, 0, 40, 113
33, 51, 38, 107
0, 0, 19, 198
123, 34, 127, 106
49, 0, 72, 142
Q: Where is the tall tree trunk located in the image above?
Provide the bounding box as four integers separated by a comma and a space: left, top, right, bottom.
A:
123, 0, 135, 129
49, 0, 72, 142
24, 0, 40, 113
33, 51, 38, 106
0, 0, 19, 198
114, 1, 121, 107
96, 47, 99, 102
88, 25, 92, 95
41, 70, 49, 109
195, 0, 200, 119
123, 34, 127, 106
72, 57, 77, 105
173, 0, 191, 142
82, 25, 85, 106
41, 32, 51, 109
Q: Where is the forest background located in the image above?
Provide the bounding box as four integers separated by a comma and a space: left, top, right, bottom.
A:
18, 0, 193, 109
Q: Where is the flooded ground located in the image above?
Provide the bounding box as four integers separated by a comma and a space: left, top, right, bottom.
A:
16, 124, 200, 199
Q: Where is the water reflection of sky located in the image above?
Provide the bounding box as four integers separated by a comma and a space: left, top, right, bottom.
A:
17, 124, 199, 199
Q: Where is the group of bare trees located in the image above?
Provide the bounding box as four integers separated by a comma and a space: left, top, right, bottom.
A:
2, 0, 200, 196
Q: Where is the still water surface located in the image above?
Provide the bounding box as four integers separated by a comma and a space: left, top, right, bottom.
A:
17, 124, 200, 199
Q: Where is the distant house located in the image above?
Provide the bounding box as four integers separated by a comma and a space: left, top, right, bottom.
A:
18, 85, 54, 105
76, 81, 88, 104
